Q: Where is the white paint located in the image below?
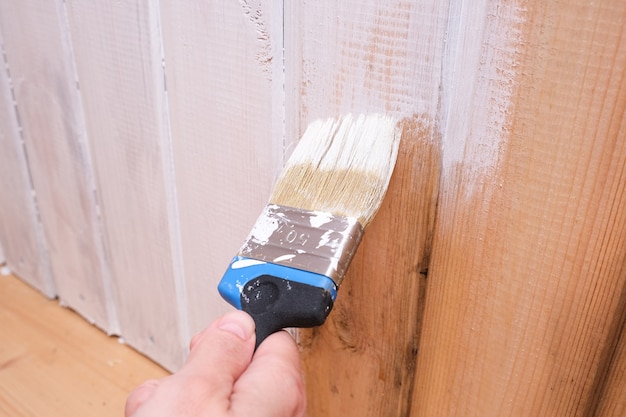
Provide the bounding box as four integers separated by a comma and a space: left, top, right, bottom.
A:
231, 258, 267, 269
160, 0, 279, 359
284, 1, 449, 124
271, 114, 401, 224
0, 265, 11, 276
247, 206, 281, 245
440, 0, 526, 190
317, 230, 337, 250
309, 211, 334, 228
60, 0, 120, 335
154, 1, 191, 361
66, 0, 185, 371
0, 29, 54, 296
273, 254, 296, 263
285, 114, 400, 177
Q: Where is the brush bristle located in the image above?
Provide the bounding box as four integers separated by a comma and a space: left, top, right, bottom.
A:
269, 114, 401, 227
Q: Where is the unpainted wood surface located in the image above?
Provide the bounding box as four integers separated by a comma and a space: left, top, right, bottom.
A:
159, 0, 281, 339
595, 317, 626, 417
0, 273, 169, 417
412, 1, 626, 416
64, 0, 185, 370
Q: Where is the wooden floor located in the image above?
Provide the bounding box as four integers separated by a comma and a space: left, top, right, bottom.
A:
0, 272, 169, 417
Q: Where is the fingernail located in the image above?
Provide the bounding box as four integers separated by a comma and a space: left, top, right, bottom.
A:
218, 311, 254, 341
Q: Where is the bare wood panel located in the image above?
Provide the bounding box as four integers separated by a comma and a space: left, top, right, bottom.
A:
160, 0, 282, 336
595, 316, 626, 417
0, 273, 169, 417
412, 1, 626, 416
65, 1, 185, 371
0, 31, 53, 296
285, 2, 448, 415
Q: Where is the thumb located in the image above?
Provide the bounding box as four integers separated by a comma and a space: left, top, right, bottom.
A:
126, 311, 256, 416
230, 331, 307, 417
182, 310, 256, 398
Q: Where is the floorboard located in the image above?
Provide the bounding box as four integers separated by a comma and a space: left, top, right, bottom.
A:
0, 272, 169, 417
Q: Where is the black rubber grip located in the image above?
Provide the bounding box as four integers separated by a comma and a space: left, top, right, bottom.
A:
240, 275, 334, 350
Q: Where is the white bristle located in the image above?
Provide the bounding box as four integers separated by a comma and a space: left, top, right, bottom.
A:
269, 114, 401, 227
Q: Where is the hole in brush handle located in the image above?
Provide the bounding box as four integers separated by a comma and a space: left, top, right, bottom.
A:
239, 275, 335, 350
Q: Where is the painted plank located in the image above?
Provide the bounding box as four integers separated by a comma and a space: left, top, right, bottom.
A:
0, 0, 115, 330
411, 1, 626, 416
160, 0, 282, 337
595, 317, 626, 417
285, 2, 448, 415
64, 1, 185, 371
0, 31, 53, 296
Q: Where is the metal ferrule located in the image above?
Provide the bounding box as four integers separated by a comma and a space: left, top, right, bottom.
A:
238, 204, 364, 286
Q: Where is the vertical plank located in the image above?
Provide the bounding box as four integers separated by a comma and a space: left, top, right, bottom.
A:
0, 32, 53, 296
0, 0, 112, 321
412, 1, 626, 416
160, 0, 282, 337
595, 316, 626, 417
285, 2, 447, 415
65, 1, 185, 370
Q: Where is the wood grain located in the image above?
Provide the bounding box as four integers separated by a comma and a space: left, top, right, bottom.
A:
286, 2, 448, 415
412, 1, 626, 416
2, 2, 626, 415
0, 0, 111, 316
284, 0, 447, 134
0, 273, 168, 417
595, 316, 626, 417
0, 29, 53, 296
159, 0, 282, 337
64, 0, 186, 370
299, 120, 440, 416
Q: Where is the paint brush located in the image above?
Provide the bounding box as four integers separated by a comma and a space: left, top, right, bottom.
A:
218, 114, 401, 348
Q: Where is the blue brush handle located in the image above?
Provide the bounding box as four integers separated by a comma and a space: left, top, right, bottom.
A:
218, 256, 338, 349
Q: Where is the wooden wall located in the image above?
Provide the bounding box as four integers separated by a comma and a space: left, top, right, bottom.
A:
0, 1, 624, 415
0, 0, 280, 371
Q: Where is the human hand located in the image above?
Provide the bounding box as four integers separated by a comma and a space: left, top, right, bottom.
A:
125, 310, 306, 417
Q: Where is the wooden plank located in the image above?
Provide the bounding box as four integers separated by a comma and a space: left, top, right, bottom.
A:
159, 0, 282, 337
0, 30, 53, 296
595, 316, 626, 417
285, 2, 447, 415
0, 1, 113, 326
0, 273, 169, 417
411, 1, 626, 416
284, 1, 446, 131
64, 1, 186, 371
